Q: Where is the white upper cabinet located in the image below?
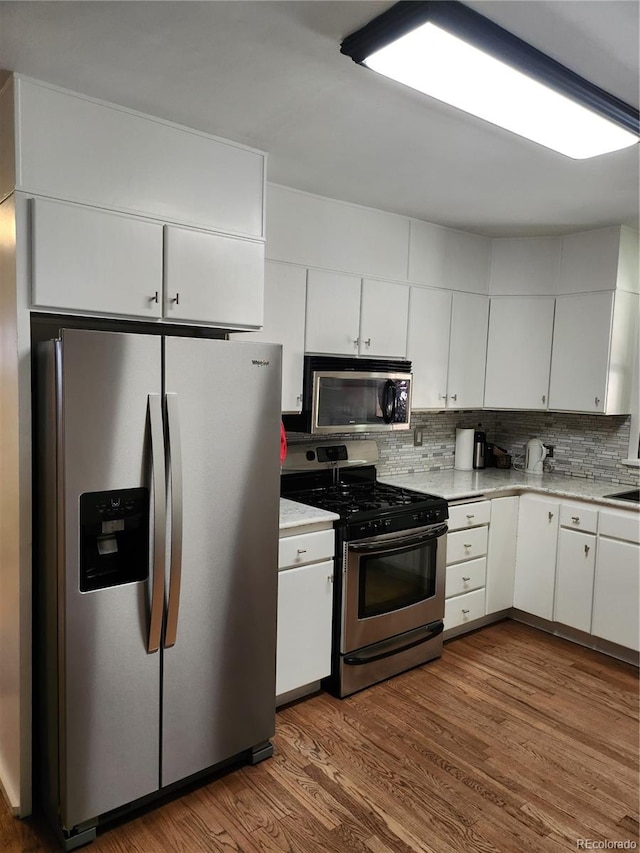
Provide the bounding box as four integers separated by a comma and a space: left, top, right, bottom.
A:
305, 269, 408, 358
164, 226, 264, 329
484, 297, 555, 410
489, 237, 561, 295
559, 227, 639, 294
231, 261, 306, 413
305, 269, 362, 355
31, 197, 163, 319
359, 279, 409, 358
266, 184, 409, 281
409, 220, 491, 294
406, 287, 452, 409
446, 292, 489, 409
548, 290, 639, 414
408, 287, 488, 411
15, 77, 265, 237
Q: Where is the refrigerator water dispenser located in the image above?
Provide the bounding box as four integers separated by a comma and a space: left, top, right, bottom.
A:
80, 488, 149, 592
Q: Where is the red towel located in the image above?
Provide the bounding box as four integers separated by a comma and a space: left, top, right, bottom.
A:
280, 422, 287, 465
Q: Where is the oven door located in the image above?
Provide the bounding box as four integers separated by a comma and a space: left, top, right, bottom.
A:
342, 522, 447, 654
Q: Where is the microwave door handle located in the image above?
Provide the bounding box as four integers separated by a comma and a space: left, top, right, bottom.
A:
349, 523, 448, 554
381, 379, 396, 424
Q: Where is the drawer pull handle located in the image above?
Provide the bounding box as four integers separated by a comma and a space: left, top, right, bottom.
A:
571, 516, 580, 524
584, 545, 590, 557
150, 291, 159, 303
296, 548, 307, 555
462, 576, 471, 582
464, 543, 472, 549
462, 609, 470, 614
548, 512, 554, 521
466, 514, 475, 520
450, 394, 458, 402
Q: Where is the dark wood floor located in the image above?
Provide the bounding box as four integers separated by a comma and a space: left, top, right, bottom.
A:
3, 620, 638, 852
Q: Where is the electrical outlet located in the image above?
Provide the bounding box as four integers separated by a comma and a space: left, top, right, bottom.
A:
414, 428, 423, 447
544, 444, 554, 458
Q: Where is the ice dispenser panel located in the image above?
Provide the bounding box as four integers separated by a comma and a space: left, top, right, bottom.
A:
79, 488, 149, 592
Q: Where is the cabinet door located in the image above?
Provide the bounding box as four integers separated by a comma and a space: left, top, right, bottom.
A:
305, 269, 361, 355
164, 226, 264, 329
276, 561, 334, 696
31, 197, 163, 318
485, 496, 518, 614
548, 292, 613, 413
406, 287, 452, 409
592, 538, 639, 651
554, 528, 596, 633
513, 495, 559, 619
232, 261, 306, 412
447, 292, 489, 408
359, 279, 409, 358
484, 297, 554, 409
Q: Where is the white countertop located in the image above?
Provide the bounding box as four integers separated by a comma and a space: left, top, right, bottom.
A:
279, 498, 340, 531
280, 470, 638, 531
378, 468, 639, 510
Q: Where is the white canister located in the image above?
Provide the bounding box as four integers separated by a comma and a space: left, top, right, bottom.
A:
455, 427, 475, 471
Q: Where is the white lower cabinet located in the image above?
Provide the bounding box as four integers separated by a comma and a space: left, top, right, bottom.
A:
485, 496, 519, 614
444, 500, 490, 630
591, 511, 640, 652
444, 589, 486, 630
554, 528, 596, 633
276, 527, 335, 700
553, 503, 598, 633
513, 495, 559, 619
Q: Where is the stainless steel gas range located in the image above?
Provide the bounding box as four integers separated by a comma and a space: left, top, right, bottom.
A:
281, 440, 448, 698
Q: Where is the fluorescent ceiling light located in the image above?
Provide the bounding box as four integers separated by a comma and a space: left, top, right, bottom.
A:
341, 1, 639, 160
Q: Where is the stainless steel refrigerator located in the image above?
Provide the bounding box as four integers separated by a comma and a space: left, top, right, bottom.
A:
37, 329, 281, 850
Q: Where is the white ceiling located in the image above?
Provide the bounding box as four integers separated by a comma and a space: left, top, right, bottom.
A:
0, 1, 638, 236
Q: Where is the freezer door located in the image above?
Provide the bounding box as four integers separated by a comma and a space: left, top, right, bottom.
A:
162, 337, 281, 786
56, 330, 163, 829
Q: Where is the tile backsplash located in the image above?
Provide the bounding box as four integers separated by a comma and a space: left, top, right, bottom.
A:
287, 410, 638, 486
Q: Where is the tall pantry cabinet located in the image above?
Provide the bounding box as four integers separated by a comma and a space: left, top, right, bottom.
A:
0, 73, 269, 816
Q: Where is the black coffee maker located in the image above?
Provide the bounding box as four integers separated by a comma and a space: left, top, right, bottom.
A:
473, 428, 486, 469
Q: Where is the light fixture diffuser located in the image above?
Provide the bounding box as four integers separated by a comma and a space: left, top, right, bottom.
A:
341, 1, 639, 159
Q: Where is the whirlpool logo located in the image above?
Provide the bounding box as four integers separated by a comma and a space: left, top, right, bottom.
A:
251, 359, 270, 367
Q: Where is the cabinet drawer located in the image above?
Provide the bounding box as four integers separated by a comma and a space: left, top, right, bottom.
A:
446, 526, 488, 565
559, 503, 598, 534
444, 589, 485, 630
279, 529, 335, 569
448, 501, 491, 531
598, 510, 640, 544
446, 557, 486, 598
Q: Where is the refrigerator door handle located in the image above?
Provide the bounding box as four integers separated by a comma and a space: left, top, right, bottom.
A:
164, 392, 183, 648
148, 393, 167, 653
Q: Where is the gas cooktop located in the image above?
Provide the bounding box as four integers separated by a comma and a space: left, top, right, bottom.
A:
286, 478, 444, 519
281, 440, 447, 526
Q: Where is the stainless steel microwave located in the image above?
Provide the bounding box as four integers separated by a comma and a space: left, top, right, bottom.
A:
282, 356, 412, 434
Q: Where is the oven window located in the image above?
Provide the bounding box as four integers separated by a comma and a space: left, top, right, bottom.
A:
358, 541, 436, 619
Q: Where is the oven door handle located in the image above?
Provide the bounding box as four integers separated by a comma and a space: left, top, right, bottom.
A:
348, 523, 448, 554
344, 621, 444, 666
